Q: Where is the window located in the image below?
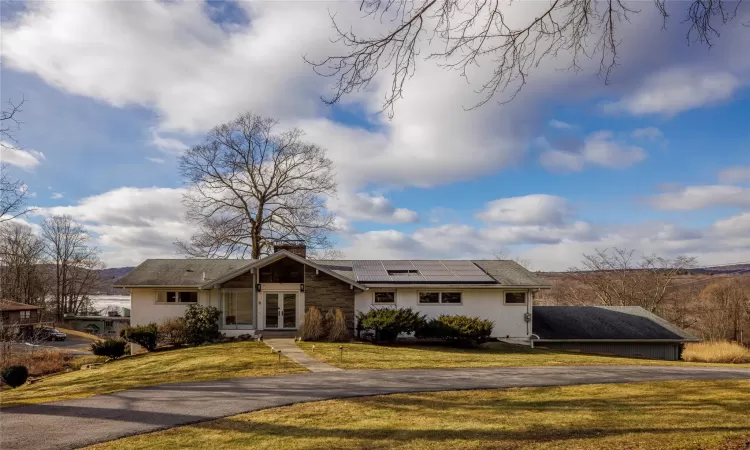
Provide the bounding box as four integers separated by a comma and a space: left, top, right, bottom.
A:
441, 292, 462, 304
505, 292, 526, 305
418, 292, 461, 304
374, 292, 396, 304
419, 292, 440, 304
20, 310, 31, 319
157, 291, 198, 304
387, 269, 419, 276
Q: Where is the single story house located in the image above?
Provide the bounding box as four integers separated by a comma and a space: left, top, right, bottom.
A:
62, 315, 131, 337
0, 299, 43, 326
532, 306, 700, 361
115, 242, 549, 343
116, 242, 699, 360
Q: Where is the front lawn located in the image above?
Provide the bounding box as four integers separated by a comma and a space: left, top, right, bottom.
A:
0, 341, 304, 407
88, 379, 750, 450
297, 341, 750, 370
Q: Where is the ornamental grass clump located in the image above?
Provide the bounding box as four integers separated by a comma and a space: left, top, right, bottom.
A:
327, 308, 349, 342
299, 306, 326, 341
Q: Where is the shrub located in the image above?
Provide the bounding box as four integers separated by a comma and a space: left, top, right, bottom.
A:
90, 338, 127, 358
416, 314, 494, 346
682, 341, 750, 363
158, 317, 188, 347
299, 306, 326, 341
184, 304, 222, 345
327, 308, 349, 342
357, 307, 426, 342
1, 365, 29, 388
120, 323, 158, 351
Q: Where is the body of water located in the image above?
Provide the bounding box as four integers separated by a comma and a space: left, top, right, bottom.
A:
89, 295, 131, 314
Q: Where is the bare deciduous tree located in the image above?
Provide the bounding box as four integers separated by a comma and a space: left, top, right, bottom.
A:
0, 222, 49, 306
177, 112, 337, 259
309, 0, 746, 116
698, 278, 750, 342
567, 247, 696, 313
494, 249, 532, 270
41, 215, 103, 320
1, 97, 32, 221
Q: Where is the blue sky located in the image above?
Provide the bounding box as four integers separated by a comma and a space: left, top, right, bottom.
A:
1, 1, 749, 270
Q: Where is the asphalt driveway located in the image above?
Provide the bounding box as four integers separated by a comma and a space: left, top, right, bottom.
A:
13, 334, 93, 355
1, 365, 749, 450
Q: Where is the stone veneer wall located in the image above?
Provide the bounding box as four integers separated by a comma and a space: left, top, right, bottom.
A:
304, 265, 357, 331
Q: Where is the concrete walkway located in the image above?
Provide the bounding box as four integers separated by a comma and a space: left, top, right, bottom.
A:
264, 338, 342, 372
1, 365, 749, 450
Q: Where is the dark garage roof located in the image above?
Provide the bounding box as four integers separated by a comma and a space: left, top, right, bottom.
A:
532, 306, 699, 341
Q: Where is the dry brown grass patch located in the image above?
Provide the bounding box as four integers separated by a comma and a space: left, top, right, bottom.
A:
683, 341, 750, 363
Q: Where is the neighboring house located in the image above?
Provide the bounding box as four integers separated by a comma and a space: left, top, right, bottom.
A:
115, 242, 549, 342
532, 306, 701, 361
62, 315, 131, 337
0, 300, 42, 326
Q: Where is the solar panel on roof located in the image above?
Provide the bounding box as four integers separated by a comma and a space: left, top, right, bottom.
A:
351, 260, 495, 284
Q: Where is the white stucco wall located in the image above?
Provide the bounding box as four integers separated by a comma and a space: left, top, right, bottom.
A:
354, 288, 532, 339
130, 288, 213, 326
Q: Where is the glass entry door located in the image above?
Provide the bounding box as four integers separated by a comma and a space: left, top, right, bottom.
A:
264, 292, 297, 329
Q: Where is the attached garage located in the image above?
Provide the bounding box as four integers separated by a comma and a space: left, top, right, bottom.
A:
532, 306, 700, 361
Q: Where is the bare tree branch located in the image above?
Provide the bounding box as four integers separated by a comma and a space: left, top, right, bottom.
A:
309, 0, 745, 116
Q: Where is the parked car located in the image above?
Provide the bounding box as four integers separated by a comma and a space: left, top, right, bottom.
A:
38, 328, 67, 341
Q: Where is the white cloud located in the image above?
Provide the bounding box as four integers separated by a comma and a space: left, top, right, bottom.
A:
718, 166, 750, 184
0, 144, 45, 169
605, 68, 741, 116
327, 192, 418, 224
539, 131, 646, 173
146, 157, 166, 164
581, 131, 646, 169
712, 213, 750, 237
538, 149, 585, 173
477, 194, 572, 226
631, 127, 664, 141
650, 185, 750, 211
51, 192, 63, 199
34, 187, 191, 267
549, 119, 573, 129
150, 130, 188, 155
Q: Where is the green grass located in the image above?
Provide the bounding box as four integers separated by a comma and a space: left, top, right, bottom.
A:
297, 341, 750, 370
0, 341, 304, 407
88, 380, 750, 450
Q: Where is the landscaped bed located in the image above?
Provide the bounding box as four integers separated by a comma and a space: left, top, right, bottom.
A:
87, 379, 750, 450
297, 341, 750, 370
0, 341, 304, 407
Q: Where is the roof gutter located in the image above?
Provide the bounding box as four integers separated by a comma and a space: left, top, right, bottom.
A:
112, 284, 204, 289
361, 284, 551, 289
532, 338, 701, 343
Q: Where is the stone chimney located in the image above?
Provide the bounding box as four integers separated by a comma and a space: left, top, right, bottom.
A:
273, 240, 307, 258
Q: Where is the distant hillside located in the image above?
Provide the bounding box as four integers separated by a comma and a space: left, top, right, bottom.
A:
539, 263, 750, 277
97, 266, 135, 294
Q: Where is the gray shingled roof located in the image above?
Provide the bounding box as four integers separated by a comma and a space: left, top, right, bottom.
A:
472, 260, 550, 286
114, 259, 254, 287
116, 257, 548, 288
532, 306, 699, 341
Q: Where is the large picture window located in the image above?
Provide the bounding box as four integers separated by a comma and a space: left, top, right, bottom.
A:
157, 291, 198, 304
418, 292, 461, 304
374, 292, 396, 304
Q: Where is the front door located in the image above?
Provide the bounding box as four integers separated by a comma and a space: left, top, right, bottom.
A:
264, 292, 297, 329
